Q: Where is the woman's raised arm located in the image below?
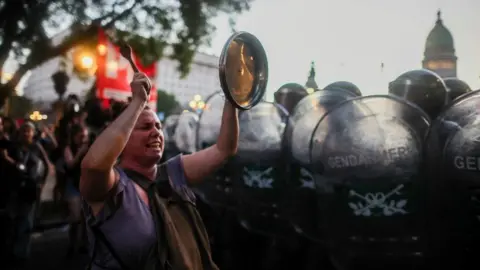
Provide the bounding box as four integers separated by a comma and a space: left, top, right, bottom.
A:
80, 73, 150, 203
182, 100, 239, 184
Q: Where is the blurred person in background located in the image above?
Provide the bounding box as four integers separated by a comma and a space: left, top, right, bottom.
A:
0, 116, 14, 263
3, 121, 51, 266
2, 116, 18, 140
62, 123, 90, 256
37, 123, 58, 156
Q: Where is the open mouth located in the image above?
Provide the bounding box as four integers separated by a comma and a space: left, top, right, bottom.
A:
147, 142, 161, 149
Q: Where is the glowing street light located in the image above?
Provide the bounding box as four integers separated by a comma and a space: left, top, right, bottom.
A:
29, 111, 48, 121
80, 55, 94, 69
189, 95, 205, 113
97, 44, 107, 56
72, 46, 97, 75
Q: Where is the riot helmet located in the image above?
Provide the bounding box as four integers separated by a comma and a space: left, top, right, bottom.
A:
389, 69, 447, 119
323, 81, 362, 97
274, 83, 309, 114
173, 111, 198, 154
444, 77, 472, 102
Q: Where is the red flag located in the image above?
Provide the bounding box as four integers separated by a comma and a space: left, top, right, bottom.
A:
96, 28, 158, 111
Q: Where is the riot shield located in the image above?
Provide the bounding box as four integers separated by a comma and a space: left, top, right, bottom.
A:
310, 95, 430, 267
173, 111, 199, 154
283, 89, 356, 241
196, 91, 223, 150
193, 92, 237, 210
231, 101, 290, 236
425, 90, 480, 265
286, 89, 357, 165
163, 115, 180, 160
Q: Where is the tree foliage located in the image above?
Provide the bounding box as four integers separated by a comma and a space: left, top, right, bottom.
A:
0, 0, 253, 108
156, 89, 180, 117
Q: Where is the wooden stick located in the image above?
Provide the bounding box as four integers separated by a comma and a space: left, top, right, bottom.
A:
119, 44, 140, 73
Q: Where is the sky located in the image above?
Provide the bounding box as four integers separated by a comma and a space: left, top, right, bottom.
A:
204, 0, 480, 100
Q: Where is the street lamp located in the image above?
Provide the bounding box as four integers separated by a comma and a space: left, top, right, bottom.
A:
97, 44, 107, 56
29, 111, 48, 121
80, 55, 94, 69
188, 95, 206, 113
72, 46, 97, 76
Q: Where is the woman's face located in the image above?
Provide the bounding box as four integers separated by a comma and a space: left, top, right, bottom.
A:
74, 128, 89, 146
123, 109, 164, 166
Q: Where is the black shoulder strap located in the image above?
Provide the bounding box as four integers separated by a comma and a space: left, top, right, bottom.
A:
123, 164, 169, 190
123, 164, 170, 270
89, 226, 131, 270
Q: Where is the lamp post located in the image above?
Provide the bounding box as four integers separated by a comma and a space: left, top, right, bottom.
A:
188, 94, 206, 114
72, 46, 97, 78
29, 111, 48, 122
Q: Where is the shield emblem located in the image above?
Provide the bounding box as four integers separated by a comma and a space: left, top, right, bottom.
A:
193, 91, 238, 210
425, 90, 480, 261
310, 95, 429, 265
231, 101, 290, 236
283, 89, 356, 241
173, 111, 199, 154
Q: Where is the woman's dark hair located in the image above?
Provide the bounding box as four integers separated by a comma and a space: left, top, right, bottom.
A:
111, 101, 151, 121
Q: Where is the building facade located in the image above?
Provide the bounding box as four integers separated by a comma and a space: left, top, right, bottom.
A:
422, 10, 457, 78
22, 57, 95, 110
22, 50, 220, 110
155, 52, 221, 106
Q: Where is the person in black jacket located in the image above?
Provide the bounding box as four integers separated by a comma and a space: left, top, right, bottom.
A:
4, 121, 51, 265
62, 123, 90, 256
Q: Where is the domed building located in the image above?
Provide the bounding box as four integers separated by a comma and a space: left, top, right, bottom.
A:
422, 10, 457, 78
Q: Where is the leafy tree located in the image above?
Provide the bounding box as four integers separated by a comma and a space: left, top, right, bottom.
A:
156, 89, 180, 117
0, 0, 253, 108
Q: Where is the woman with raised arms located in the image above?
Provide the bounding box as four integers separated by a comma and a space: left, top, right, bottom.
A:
80, 72, 238, 270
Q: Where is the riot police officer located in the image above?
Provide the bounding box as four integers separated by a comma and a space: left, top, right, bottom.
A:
388, 69, 447, 120
323, 81, 362, 97
443, 77, 472, 103
274, 83, 309, 114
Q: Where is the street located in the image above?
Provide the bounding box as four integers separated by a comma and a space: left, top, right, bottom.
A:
21, 228, 88, 270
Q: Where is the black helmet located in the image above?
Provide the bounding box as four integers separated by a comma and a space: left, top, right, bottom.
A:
323, 81, 362, 96
443, 77, 472, 102
274, 83, 308, 114
389, 69, 447, 119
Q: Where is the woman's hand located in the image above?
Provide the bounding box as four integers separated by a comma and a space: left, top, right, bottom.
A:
130, 72, 151, 103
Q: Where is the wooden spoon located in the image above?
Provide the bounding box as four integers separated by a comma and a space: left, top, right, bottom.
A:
119, 43, 150, 95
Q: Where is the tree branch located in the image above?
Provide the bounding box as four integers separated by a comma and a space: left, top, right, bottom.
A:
2, 1, 140, 93
5, 62, 30, 90
101, 1, 140, 29
0, 37, 13, 76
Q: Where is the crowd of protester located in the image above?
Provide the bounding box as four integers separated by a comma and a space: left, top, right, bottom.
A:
0, 95, 130, 268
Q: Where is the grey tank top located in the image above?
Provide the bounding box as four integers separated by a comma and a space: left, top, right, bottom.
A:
84, 155, 195, 270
